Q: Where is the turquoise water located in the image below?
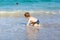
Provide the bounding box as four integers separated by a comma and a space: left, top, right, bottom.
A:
0, 0, 60, 11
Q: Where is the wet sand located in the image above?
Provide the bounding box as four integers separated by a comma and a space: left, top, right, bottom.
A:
0, 14, 60, 40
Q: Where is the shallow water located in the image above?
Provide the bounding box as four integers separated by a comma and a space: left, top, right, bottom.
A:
0, 14, 60, 40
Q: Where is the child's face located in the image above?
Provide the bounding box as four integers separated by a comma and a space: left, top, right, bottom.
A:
25, 16, 29, 19
26, 17, 28, 18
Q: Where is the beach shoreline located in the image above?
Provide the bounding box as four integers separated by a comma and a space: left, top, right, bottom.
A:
0, 10, 60, 17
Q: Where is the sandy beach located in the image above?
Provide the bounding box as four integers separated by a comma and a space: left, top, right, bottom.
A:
0, 13, 60, 40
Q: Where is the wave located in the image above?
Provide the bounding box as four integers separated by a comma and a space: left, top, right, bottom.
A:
0, 10, 60, 14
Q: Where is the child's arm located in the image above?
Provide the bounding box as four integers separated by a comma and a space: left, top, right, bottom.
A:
26, 19, 30, 26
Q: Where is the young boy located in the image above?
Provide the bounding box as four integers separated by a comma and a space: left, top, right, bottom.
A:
24, 12, 40, 27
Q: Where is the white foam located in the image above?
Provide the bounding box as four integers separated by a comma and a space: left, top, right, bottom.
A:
0, 10, 60, 14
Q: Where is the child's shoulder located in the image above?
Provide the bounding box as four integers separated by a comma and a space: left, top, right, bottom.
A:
30, 16, 35, 18
30, 17, 37, 19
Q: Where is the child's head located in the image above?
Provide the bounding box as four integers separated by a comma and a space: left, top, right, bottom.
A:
24, 12, 30, 18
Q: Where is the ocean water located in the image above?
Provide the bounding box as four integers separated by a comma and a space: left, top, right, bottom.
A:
0, 0, 60, 11
0, 0, 60, 40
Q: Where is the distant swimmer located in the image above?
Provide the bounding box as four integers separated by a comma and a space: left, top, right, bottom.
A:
24, 12, 40, 27
16, 2, 19, 6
